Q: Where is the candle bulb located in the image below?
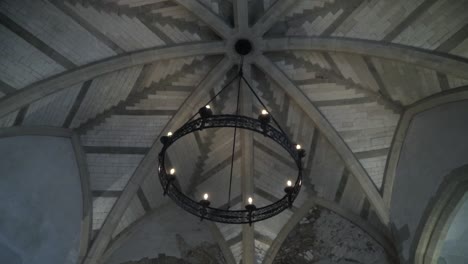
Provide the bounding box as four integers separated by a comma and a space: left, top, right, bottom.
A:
167, 131, 173, 137
284, 180, 294, 208
203, 193, 209, 200
206, 105, 211, 109
296, 144, 302, 150
261, 109, 268, 115
169, 168, 176, 175
248, 197, 253, 205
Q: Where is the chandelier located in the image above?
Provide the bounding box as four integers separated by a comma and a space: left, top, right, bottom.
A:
158, 40, 305, 225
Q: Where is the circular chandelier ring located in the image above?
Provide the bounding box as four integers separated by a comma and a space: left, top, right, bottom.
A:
158, 114, 304, 224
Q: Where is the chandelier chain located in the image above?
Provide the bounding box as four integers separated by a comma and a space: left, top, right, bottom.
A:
227, 66, 243, 209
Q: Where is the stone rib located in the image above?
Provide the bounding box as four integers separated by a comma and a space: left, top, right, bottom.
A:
270, 52, 403, 113
148, 10, 220, 41
76, 57, 215, 134
266, 0, 363, 37
65, 0, 218, 45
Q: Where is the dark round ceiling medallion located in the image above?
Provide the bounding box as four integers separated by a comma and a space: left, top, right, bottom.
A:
235, 39, 253, 55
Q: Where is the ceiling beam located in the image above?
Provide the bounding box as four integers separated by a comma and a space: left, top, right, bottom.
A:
234, 0, 249, 33
0, 41, 226, 119
382, 86, 468, 210
254, 55, 390, 225
240, 64, 255, 264
261, 196, 397, 264
252, 0, 297, 37
173, 0, 233, 39
99, 204, 238, 264
99, 202, 176, 263
263, 37, 468, 80
289, 54, 403, 113
207, 223, 238, 264
71, 134, 93, 264
82, 57, 234, 264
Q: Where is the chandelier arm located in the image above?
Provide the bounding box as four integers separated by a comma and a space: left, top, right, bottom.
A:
239, 56, 244, 74
241, 75, 287, 136
235, 65, 242, 116
227, 126, 237, 209
227, 68, 243, 208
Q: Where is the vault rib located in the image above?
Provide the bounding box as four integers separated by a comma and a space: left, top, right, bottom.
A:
0, 41, 226, 118
278, 52, 403, 113
234, 0, 249, 33
82, 56, 234, 264
254, 55, 390, 225
264, 37, 468, 80
252, 0, 298, 37
382, 86, 468, 209
174, 0, 233, 39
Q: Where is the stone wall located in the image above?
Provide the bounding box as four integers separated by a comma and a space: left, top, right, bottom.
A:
118, 234, 225, 264
273, 206, 391, 264
104, 204, 225, 264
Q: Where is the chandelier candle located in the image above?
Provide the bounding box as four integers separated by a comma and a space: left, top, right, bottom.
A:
163, 168, 176, 196
199, 193, 211, 221
284, 180, 295, 208
245, 197, 257, 226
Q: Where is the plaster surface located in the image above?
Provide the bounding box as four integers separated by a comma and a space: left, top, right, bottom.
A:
391, 100, 468, 262
273, 206, 391, 264
0, 135, 83, 264
439, 193, 468, 264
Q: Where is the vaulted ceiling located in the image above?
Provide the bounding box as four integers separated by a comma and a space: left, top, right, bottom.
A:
1, 0, 468, 263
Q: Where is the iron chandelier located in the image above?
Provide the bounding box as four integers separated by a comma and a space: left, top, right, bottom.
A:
158, 40, 305, 225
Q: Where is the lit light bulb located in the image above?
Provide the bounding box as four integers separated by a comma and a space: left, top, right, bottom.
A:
169, 168, 176, 175
261, 109, 268, 115
167, 131, 173, 137
203, 193, 209, 200
205, 105, 211, 109
287, 180, 292, 187
296, 144, 302, 150
248, 197, 253, 205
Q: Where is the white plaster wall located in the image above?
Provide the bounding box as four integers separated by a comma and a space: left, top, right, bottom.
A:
390, 100, 468, 262
0, 136, 83, 264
